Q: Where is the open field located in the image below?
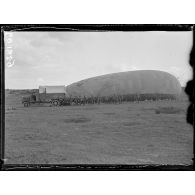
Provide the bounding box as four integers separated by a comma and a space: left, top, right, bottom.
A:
5, 90, 193, 164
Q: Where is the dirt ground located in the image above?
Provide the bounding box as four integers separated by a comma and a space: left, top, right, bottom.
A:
4, 91, 193, 165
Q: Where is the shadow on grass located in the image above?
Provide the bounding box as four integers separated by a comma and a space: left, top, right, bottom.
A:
104, 112, 115, 115
64, 117, 91, 123
123, 122, 140, 126
155, 107, 183, 114
83, 106, 99, 110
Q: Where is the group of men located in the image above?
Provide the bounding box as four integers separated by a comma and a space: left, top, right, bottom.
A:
60, 93, 176, 106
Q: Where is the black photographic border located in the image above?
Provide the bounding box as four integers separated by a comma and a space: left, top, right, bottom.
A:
0, 24, 194, 171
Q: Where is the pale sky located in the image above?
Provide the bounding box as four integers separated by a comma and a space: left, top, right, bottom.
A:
5, 31, 193, 89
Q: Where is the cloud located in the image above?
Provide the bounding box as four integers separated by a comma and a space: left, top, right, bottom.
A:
122, 65, 140, 71
37, 77, 44, 82
47, 32, 73, 42
36, 77, 46, 86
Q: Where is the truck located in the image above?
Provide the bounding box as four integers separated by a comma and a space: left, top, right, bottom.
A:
22, 85, 71, 107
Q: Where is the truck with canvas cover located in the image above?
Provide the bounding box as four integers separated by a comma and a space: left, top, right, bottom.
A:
22, 85, 69, 107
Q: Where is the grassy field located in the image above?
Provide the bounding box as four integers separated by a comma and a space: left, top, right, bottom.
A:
5, 90, 193, 165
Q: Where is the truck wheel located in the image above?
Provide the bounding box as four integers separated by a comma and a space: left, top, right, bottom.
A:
59, 99, 64, 106
24, 102, 29, 107
52, 100, 59, 106
49, 101, 53, 107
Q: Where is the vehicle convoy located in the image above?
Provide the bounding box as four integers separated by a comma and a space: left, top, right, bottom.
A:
22, 85, 70, 107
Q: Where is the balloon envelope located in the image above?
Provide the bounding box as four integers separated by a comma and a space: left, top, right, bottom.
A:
66, 70, 181, 97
